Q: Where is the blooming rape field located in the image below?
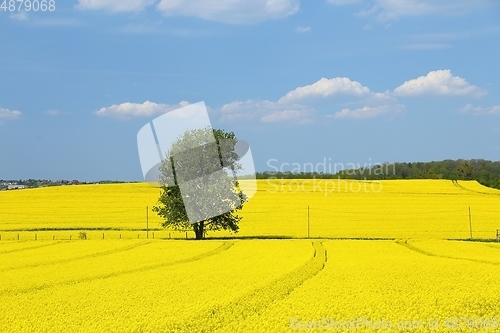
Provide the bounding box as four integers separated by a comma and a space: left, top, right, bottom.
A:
1, 179, 500, 332
0, 179, 500, 239
0, 239, 499, 332
0, 183, 164, 231
239, 179, 500, 239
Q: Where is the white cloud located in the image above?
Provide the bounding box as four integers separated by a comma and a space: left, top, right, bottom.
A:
157, 0, 299, 24
76, 0, 156, 12
327, 0, 361, 4
77, 0, 299, 23
400, 43, 451, 50
218, 76, 403, 123
331, 104, 404, 119
220, 100, 271, 121
460, 104, 500, 115
0, 108, 22, 122
44, 109, 70, 116
261, 109, 314, 123
393, 70, 486, 97
295, 26, 312, 33
381, 0, 492, 19
94, 101, 190, 118
219, 99, 315, 123
409, 32, 462, 41
115, 24, 161, 35
10, 11, 28, 20
329, 0, 495, 20
218, 70, 486, 124
113, 23, 208, 37
33, 18, 83, 27
279, 77, 371, 103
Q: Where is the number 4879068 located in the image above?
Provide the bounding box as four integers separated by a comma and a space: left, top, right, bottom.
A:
1, 0, 56, 12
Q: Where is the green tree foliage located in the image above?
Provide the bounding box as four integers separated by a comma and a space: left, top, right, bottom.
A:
256, 159, 500, 190
153, 128, 246, 240
457, 160, 473, 180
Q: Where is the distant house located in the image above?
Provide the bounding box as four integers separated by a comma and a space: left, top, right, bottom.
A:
7, 184, 26, 190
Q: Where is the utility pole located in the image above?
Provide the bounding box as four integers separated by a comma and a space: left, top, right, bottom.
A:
146, 205, 149, 239
468, 206, 472, 240
307, 205, 310, 238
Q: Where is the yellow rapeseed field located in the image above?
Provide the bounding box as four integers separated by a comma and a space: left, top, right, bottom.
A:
0, 183, 164, 231
237, 179, 500, 239
0, 239, 314, 332
1, 179, 500, 332
0, 239, 499, 332
1, 179, 499, 239
227, 240, 500, 332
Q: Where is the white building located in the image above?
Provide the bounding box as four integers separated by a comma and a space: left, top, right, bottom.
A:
7, 184, 26, 190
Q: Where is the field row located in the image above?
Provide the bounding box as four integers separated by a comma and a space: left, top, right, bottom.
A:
0, 230, 194, 241
1, 239, 500, 332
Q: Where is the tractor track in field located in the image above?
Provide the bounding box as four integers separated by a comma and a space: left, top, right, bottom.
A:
0, 240, 153, 273
483, 243, 500, 251
451, 180, 500, 196
396, 239, 500, 266
0, 241, 234, 297
170, 241, 328, 333
0, 241, 71, 255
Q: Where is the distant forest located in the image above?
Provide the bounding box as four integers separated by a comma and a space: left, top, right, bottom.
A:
256, 159, 500, 190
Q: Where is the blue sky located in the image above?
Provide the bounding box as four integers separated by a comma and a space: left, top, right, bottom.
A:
1, 0, 500, 181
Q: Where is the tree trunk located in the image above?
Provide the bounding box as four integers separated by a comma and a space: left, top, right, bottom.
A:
194, 221, 205, 240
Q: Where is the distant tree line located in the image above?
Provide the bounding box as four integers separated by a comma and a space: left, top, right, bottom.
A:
256, 159, 500, 190
0, 179, 137, 190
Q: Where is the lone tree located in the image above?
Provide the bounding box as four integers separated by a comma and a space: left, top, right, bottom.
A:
153, 127, 247, 240
457, 160, 474, 180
